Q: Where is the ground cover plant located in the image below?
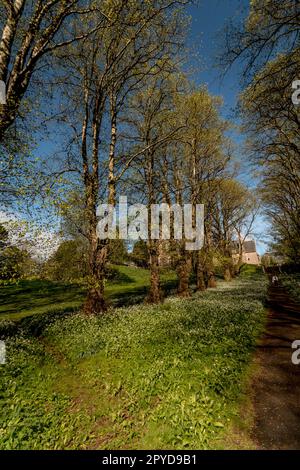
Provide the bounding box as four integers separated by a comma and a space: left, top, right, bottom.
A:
0, 269, 267, 450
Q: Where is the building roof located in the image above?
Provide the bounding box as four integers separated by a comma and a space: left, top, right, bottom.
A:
243, 240, 256, 253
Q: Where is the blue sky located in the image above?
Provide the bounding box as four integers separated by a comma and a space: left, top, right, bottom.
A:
186, 0, 248, 113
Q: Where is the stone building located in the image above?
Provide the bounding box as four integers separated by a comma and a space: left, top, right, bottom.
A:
232, 240, 260, 265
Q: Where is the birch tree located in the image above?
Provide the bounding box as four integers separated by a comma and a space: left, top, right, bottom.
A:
0, 0, 109, 142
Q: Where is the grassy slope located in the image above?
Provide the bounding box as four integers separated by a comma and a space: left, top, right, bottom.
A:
0, 266, 177, 321
0, 267, 267, 450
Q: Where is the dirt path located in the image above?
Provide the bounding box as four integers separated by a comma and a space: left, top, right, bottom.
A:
250, 284, 300, 449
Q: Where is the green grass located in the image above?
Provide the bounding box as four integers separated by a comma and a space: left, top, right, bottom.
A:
0, 272, 267, 450
0, 265, 177, 321
239, 264, 263, 278
0, 279, 84, 321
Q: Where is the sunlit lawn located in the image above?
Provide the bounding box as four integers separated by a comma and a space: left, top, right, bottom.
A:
0, 265, 178, 321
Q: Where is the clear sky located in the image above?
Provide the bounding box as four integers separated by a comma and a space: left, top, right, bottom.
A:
186, 0, 248, 113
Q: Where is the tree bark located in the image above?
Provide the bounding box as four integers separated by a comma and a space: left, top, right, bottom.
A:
177, 246, 191, 297
224, 265, 232, 282
83, 174, 108, 315
147, 240, 162, 303
207, 269, 217, 288
81, 79, 107, 314
0, 1, 25, 83
196, 251, 206, 291
84, 237, 107, 315
146, 149, 163, 304
108, 90, 117, 206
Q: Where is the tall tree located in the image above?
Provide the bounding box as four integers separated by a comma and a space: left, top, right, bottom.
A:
125, 71, 184, 303
212, 179, 257, 280
173, 88, 230, 292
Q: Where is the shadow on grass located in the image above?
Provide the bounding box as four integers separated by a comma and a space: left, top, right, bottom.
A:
0, 279, 84, 314
0, 273, 179, 334
108, 278, 178, 308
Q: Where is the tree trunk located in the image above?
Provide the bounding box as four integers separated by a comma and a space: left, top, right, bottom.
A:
84, 237, 107, 315
204, 222, 217, 287
146, 148, 163, 304
196, 251, 206, 291
230, 263, 237, 278
207, 271, 216, 288
223, 239, 233, 281
81, 88, 107, 315
108, 90, 117, 206
147, 240, 162, 303
0, 2, 25, 83
223, 265, 232, 282
235, 249, 243, 274
177, 247, 191, 297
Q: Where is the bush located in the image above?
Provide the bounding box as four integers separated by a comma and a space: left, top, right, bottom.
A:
0, 246, 35, 281
281, 273, 300, 303
42, 239, 88, 282
105, 265, 133, 283
129, 240, 149, 268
